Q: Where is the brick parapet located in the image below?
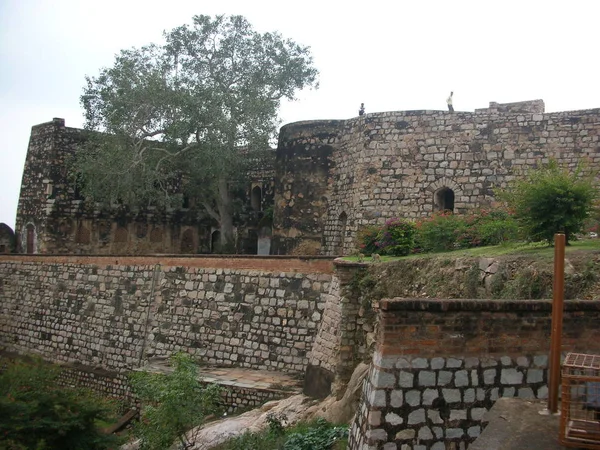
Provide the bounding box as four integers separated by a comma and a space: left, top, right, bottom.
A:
349, 298, 600, 450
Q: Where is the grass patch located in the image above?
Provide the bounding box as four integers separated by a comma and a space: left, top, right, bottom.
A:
342, 239, 600, 262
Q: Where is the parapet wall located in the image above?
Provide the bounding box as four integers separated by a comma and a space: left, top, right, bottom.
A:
0, 255, 334, 374
349, 298, 600, 450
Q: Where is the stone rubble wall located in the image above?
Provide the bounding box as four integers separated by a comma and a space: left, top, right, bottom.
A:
348, 298, 600, 450
0, 255, 334, 375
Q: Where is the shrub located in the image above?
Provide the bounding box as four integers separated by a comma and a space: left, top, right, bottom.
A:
499, 160, 597, 244
415, 211, 466, 252
130, 353, 222, 450
0, 358, 121, 450
375, 218, 417, 256
356, 225, 380, 254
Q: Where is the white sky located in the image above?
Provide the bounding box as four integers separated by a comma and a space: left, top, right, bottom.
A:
1, 0, 599, 229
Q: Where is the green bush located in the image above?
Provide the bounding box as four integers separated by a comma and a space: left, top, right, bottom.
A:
130, 353, 222, 450
0, 358, 121, 450
415, 211, 466, 252
499, 160, 596, 244
356, 225, 380, 254
375, 218, 417, 256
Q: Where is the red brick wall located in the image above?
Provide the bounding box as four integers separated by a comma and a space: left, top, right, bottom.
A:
377, 298, 600, 357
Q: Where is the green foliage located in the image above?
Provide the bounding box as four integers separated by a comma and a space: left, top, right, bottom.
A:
375, 218, 417, 256
75, 14, 318, 250
0, 358, 121, 450
356, 225, 380, 254
130, 353, 222, 450
216, 417, 348, 450
414, 211, 465, 252
499, 160, 597, 244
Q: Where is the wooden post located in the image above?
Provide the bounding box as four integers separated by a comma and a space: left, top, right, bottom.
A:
548, 233, 566, 414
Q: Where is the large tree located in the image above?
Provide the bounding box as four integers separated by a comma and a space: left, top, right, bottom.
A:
75, 15, 318, 251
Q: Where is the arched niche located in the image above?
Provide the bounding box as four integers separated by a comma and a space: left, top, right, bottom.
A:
434, 187, 455, 212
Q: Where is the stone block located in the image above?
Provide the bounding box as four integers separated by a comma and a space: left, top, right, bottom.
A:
419, 370, 436, 386
468, 425, 481, 438
408, 408, 426, 424
367, 428, 388, 443
411, 358, 428, 369
518, 387, 535, 399
501, 368, 523, 385
446, 428, 464, 439
373, 369, 396, 388
406, 390, 421, 406
450, 409, 467, 421
428, 410, 443, 424
471, 407, 487, 421
447, 358, 463, 368
423, 388, 439, 405
385, 412, 404, 426
442, 388, 461, 403
398, 371, 414, 388
438, 370, 453, 386
455, 370, 469, 387
395, 429, 416, 440
390, 390, 403, 407
484, 368, 496, 385
431, 357, 445, 369
526, 369, 544, 383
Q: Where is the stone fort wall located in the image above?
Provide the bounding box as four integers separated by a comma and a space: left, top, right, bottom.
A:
0, 254, 334, 375
272, 100, 600, 255
15, 119, 275, 256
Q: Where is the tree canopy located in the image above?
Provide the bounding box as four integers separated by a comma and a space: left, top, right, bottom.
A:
75, 15, 318, 250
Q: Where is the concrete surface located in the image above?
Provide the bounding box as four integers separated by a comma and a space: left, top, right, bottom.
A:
471, 398, 566, 450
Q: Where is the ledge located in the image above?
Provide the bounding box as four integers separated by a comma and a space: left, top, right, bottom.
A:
379, 298, 600, 312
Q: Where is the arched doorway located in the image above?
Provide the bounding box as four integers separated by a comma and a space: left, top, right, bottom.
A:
337, 212, 348, 255
26, 224, 35, 254
211, 230, 221, 254
434, 187, 455, 212
251, 186, 262, 211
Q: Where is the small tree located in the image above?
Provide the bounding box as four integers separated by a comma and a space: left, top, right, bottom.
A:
500, 160, 597, 244
0, 358, 120, 450
130, 353, 222, 450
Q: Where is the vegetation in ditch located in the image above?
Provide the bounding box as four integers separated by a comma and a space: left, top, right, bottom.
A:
129, 352, 222, 450
214, 413, 348, 450
0, 357, 122, 450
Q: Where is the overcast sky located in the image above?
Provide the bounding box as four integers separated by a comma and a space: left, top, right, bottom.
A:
1, 0, 599, 229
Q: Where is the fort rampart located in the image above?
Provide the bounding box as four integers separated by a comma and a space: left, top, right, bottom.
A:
0, 255, 335, 375
272, 101, 600, 255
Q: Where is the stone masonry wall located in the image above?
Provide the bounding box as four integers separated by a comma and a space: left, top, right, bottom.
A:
15, 119, 275, 255
273, 101, 600, 256
348, 298, 600, 450
0, 255, 334, 375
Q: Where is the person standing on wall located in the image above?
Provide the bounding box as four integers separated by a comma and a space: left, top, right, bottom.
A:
447, 92, 454, 112
359, 103, 365, 116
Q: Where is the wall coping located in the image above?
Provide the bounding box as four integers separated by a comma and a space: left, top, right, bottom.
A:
0, 254, 336, 273
379, 298, 600, 312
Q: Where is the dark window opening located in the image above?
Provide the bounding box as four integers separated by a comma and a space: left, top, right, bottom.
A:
337, 212, 348, 255
251, 186, 262, 211
211, 230, 221, 254
435, 187, 455, 212
26, 224, 34, 254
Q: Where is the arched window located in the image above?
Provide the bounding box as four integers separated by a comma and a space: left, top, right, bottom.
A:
26, 224, 35, 254
337, 212, 348, 255
251, 186, 262, 211
434, 187, 455, 212
211, 230, 221, 254
181, 228, 195, 253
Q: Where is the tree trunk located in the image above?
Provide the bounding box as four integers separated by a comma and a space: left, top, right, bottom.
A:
217, 177, 236, 253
